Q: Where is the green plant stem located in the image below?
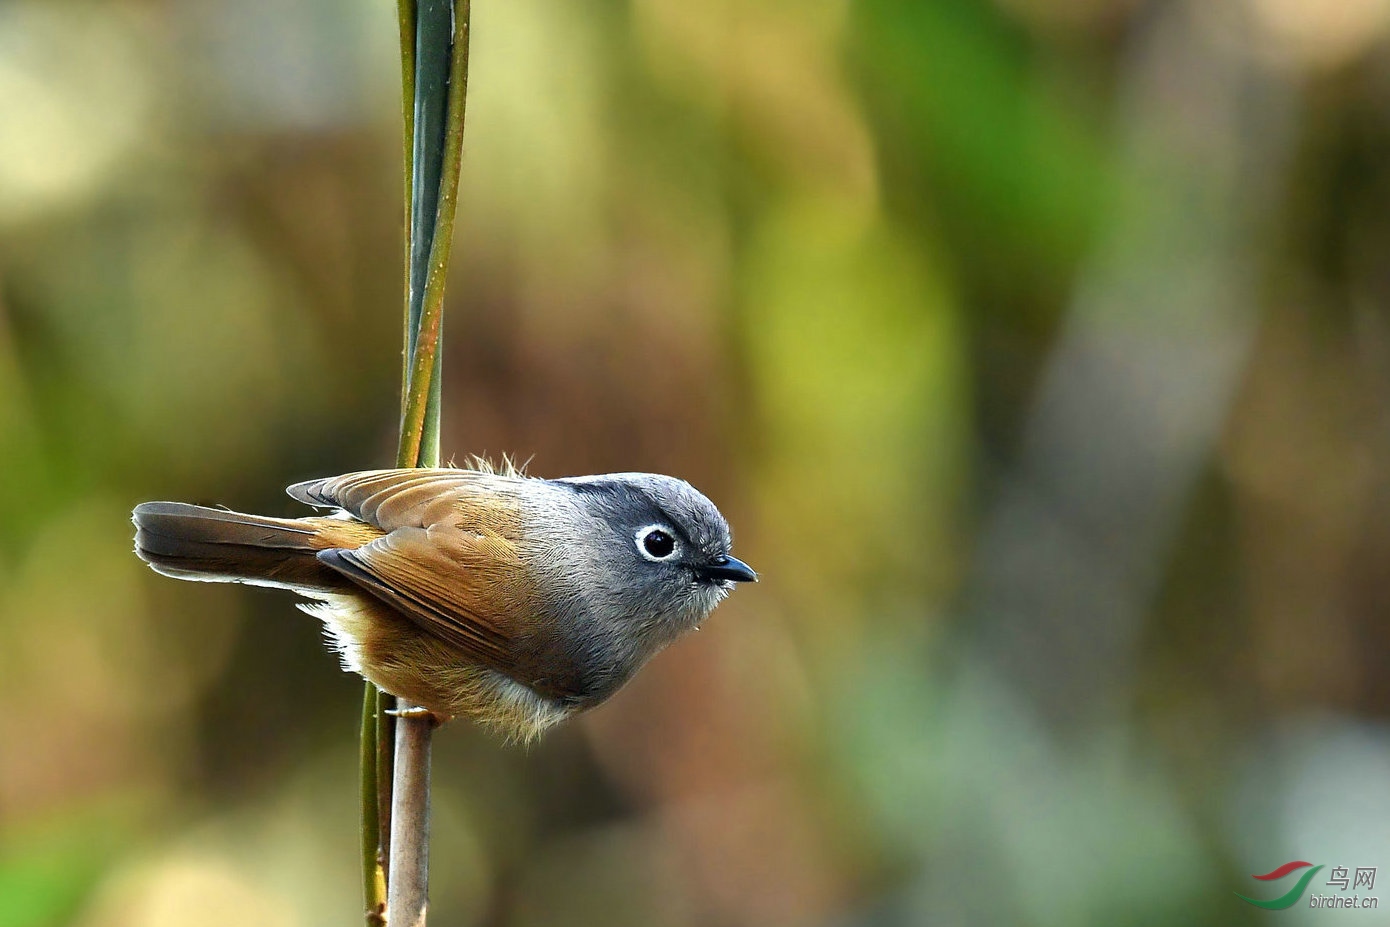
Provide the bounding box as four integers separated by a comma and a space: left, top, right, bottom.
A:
398, 0, 418, 400
376, 686, 394, 871
361, 4, 420, 924
401, 0, 451, 474
385, 2, 471, 925
359, 685, 387, 926
398, 0, 469, 472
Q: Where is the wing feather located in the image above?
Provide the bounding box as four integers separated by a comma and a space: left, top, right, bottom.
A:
288, 469, 497, 530
294, 470, 540, 683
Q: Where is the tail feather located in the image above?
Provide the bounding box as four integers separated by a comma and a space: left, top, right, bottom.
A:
133, 502, 345, 592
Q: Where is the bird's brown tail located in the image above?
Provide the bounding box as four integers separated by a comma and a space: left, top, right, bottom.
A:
132, 502, 346, 593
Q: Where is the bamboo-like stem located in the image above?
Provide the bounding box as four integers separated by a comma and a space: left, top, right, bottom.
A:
383, 0, 418, 877
359, 686, 387, 926
361, 4, 419, 923
399, 0, 458, 475
376, 686, 395, 881
397, 0, 418, 398
398, 0, 470, 473
388, 707, 436, 927
385, 2, 472, 925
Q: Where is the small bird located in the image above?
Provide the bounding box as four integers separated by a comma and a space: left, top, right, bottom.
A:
132, 464, 756, 740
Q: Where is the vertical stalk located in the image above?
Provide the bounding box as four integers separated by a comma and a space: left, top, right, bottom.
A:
361, 3, 419, 923
383, 2, 472, 926
376, 685, 394, 883
388, 707, 436, 927
360, 685, 387, 926
397, 0, 418, 397
398, 0, 469, 473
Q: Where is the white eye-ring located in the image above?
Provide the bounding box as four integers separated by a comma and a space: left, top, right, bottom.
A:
635, 525, 679, 562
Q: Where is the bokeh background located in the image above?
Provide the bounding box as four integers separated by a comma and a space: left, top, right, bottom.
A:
4, 0, 1390, 924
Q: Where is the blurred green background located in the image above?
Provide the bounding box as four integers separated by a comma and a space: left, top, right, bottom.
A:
3, 0, 1390, 924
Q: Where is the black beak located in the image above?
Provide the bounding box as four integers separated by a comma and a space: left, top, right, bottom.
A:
699, 555, 758, 584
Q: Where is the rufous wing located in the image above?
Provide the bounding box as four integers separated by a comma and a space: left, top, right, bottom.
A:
290, 469, 545, 686
287, 468, 520, 534
316, 525, 535, 679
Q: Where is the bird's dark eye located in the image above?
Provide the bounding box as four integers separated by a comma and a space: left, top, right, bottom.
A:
637, 527, 677, 561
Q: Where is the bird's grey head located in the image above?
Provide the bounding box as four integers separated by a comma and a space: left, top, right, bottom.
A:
550, 473, 756, 633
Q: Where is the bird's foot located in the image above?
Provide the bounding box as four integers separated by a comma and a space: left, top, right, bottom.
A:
386, 705, 449, 726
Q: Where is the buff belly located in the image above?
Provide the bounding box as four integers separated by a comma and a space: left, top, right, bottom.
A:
299, 592, 575, 742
